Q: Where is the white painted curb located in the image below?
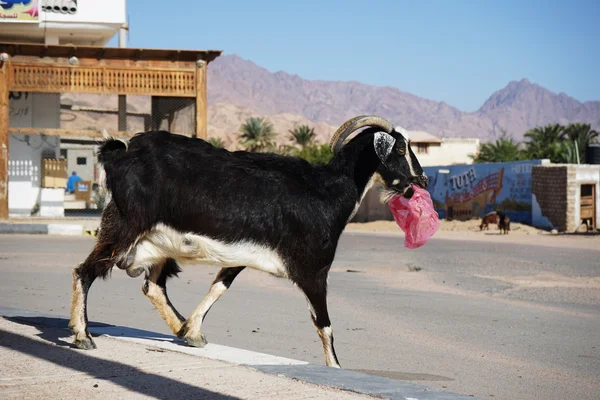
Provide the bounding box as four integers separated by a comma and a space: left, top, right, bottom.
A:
47, 223, 84, 236
89, 326, 309, 366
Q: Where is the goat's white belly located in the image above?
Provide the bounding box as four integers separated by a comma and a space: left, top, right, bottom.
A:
124, 223, 288, 278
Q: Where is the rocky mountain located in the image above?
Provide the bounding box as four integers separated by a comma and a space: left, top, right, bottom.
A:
207, 55, 600, 141
59, 54, 600, 146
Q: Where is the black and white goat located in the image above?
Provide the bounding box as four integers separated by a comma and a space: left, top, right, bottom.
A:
69, 115, 428, 368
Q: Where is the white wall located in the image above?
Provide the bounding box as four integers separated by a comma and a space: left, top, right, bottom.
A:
415, 138, 480, 167
8, 92, 61, 216
8, 134, 60, 216
65, 148, 95, 182
42, 0, 126, 25
0, 0, 126, 45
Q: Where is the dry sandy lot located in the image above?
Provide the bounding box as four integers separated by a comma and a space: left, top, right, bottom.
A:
345, 219, 600, 250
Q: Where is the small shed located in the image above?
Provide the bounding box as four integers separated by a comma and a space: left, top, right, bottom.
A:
0, 42, 222, 218
532, 164, 600, 232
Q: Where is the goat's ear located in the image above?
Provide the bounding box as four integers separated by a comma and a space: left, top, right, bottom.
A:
374, 132, 396, 163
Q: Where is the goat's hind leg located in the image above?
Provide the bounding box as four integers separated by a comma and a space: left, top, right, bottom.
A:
142, 258, 186, 335
178, 266, 245, 347
69, 244, 114, 350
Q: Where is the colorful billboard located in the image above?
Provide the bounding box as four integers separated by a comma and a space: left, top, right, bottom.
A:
423, 160, 545, 224
0, 0, 39, 22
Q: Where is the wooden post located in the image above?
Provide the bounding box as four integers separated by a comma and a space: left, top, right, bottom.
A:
151, 96, 160, 130
0, 61, 9, 219
195, 60, 207, 139
118, 94, 127, 131
0, 62, 9, 219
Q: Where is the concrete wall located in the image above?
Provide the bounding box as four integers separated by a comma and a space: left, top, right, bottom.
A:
62, 147, 95, 182
8, 92, 61, 216
415, 138, 480, 167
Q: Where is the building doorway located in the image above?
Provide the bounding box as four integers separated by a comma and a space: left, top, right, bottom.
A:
580, 184, 596, 232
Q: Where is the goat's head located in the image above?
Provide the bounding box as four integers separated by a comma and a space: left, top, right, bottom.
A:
330, 115, 428, 199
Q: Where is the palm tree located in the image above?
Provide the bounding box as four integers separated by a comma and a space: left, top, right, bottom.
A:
471, 135, 524, 163
523, 124, 565, 160
239, 117, 277, 152
208, 137, 225, 148
289, 125, 316, 148
563, 123, 599, 162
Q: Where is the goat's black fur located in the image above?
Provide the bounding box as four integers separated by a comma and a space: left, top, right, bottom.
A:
72, 125, 426, 367
97, 129, 403, 282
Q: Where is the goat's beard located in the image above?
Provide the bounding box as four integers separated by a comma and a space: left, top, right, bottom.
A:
380, 184, 415, 203
379, 188, 396, 204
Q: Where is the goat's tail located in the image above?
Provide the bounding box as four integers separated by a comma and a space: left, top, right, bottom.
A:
97, 138, 129, 193
98, 138, 128, 165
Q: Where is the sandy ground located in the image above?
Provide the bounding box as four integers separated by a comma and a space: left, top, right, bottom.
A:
345, 219, 600, 250
348, 218, 543, 235
6, 215, 599, 250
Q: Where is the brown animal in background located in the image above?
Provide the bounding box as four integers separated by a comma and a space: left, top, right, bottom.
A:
480, 212, 498, 231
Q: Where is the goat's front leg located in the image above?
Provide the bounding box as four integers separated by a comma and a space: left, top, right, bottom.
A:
300, 277, 341, 368
178, 266, 245, 347
142, 258, 186, 335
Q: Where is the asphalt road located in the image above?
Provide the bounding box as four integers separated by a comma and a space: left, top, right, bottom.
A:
0, 233, 598, 400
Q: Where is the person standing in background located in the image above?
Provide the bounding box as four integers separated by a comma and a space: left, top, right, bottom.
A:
66, 171, 82, 194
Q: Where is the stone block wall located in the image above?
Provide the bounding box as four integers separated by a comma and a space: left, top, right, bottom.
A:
532, 166, 567, 231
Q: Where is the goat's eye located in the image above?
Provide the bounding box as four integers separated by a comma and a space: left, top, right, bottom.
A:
397, 148, 405, 155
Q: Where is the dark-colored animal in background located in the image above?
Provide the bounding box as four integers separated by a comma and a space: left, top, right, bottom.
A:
498, 211, 511, 235
68, 115, 428, 369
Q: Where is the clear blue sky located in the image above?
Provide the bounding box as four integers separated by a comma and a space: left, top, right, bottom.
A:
113, 0, 599, 111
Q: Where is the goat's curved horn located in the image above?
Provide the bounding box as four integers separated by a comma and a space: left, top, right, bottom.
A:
330, 115, 394, 154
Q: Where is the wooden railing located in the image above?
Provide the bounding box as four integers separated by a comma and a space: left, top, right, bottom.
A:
9, 64, 196, 97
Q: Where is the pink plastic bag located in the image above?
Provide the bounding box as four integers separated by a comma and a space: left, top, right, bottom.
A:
388, 185, 439, 249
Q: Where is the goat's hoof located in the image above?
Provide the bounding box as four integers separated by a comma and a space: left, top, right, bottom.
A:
74, 334, 97, 350
184, 333, 208, 348
177, 322, 208, 348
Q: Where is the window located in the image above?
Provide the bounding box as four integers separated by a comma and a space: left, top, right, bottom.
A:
581, 184, 593, 197
77, 157, 87, 165
417, 144, 429, 154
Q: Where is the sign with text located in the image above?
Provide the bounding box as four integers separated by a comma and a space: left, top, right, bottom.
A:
423, 160, 544, 224
9, 92, 33, 127
0, 0, 38, 22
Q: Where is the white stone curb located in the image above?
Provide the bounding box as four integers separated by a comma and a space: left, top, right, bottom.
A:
47, 223, 84, 236
89, 326, 309, 366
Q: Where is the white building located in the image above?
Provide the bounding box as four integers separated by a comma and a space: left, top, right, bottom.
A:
404, 130, 480, 167
2, 0, 126, 216
1, 0, 126, 46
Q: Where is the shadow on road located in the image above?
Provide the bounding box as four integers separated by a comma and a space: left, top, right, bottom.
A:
1, 316, 240, 400
4, 315, 112, 348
